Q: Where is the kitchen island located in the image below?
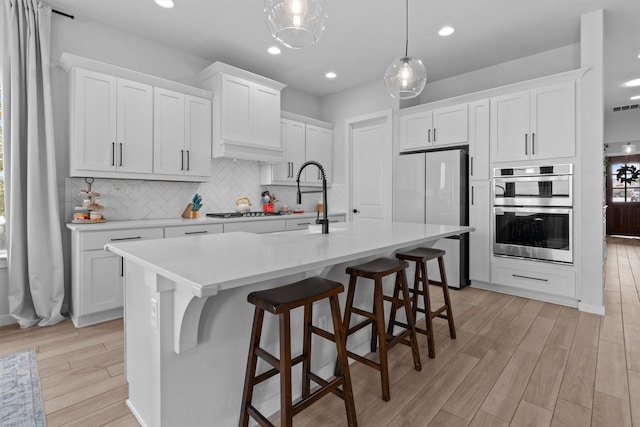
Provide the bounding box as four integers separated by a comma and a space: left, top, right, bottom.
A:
106, 221, 473, 427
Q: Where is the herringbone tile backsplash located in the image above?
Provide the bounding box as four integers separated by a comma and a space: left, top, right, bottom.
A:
65, 158, 348, 221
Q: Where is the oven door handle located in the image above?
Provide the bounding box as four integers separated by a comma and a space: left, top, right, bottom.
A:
494, 206, 573, 215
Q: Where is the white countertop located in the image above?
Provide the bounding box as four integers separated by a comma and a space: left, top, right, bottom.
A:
66, 211, 345, 231
106, 221, 474, 298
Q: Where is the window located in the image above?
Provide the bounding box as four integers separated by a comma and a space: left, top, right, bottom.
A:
609, 158, 640, 203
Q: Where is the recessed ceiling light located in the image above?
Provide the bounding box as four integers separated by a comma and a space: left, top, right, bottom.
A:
325, 72, 337, 79
631, 95, 640, 100
154, 0, 174, 8
623, 77, 640, 87
438, 26, 455, 37
268, 46, 281, 55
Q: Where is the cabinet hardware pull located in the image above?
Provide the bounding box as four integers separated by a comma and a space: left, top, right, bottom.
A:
433, 128, 437, 142
524, 134, 528, 155
297, 222, 311, 226
471, 186, 475, 205
120, 257, 124, 277
289, 162, 293, 178
119, 143, 123, 166
428, 129, 431, 143
180, 150, 184, 171
470, 157, 474, 176
329, 219, 339, 223
353, 209, 360, 214
110, 236, 142, 242
532, 133, 535, 155
186, 150, 190, 171
512, 274, 548, 282
185, 230, 207, 235
111, 142, 115, 166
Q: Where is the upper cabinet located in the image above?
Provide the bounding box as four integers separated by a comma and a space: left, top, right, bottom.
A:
468, 99, 490, 181
491, 81, 576, 163
70, 68, 153, 175
62, 54, 213, 182
153, 88, 211, 178
260, 113, 334, 187
199, 62, 287, 162
399, 103, 468, 152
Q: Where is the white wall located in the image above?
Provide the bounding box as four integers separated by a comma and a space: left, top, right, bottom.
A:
605, 109, 640, 144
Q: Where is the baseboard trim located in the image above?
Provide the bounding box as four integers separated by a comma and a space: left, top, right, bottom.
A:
578, 302, 605, 316
470, 282, 578, 309
0, 313, 16, 327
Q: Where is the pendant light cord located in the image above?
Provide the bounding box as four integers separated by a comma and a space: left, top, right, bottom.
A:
405, 0, 409, 57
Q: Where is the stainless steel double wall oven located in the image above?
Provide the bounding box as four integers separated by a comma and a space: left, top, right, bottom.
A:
493, 164, 573, 264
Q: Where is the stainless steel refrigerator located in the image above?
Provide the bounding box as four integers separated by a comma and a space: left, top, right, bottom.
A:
393, 148, 469, 288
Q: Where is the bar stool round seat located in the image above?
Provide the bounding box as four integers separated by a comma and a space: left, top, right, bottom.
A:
240, 277, 357, 427
395, 247, 456, 359
342, 257, 421, 402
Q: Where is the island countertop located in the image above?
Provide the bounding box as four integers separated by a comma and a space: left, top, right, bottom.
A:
105, 221, 474, 298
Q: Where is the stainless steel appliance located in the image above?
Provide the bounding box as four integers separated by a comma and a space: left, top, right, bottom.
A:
493, 164, 573, 264
394, 148, 469, 288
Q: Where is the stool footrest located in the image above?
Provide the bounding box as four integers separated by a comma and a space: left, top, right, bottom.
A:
255, 348, 279, 370
310, 325, 335, 342
350, 306, 376, 320
432, 305, 448, 318
292, 376, 345, 417
246, 404, 274, 427
347, 318, 374, 336
347, 351, 381, 372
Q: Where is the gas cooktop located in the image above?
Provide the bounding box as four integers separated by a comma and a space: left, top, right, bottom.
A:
206, 212, 280, 218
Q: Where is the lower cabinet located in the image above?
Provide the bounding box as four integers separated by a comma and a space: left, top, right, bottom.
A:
469, 181, 491, 284
491, 257, 576, 300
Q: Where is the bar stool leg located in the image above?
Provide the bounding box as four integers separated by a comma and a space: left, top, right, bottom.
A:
337, 275, 358, 377
385, 275, 402, 339
373, 279, 391, 402
370, 289, 378, 353
438, 256, 456, 339
240, 307, 265, 427
329, 295, 358, 427
302, 303, 313, 399
279, 311, 293, 427
421, 261, 436, 359
399, 269, 422, 371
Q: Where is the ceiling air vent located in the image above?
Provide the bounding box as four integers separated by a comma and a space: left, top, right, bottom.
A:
612, 104, 640, 112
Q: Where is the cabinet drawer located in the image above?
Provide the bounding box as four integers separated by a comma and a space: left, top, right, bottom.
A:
492, 260, 576, 298
224, 221, 285, 234
285, 218, 314, 231
165, 224, 223, 238
81, 227, 164, 251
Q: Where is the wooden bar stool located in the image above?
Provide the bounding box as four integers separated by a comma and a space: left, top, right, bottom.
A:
393, 247, 456, 359
341, 258, 421, 402
240, 277, 357, 427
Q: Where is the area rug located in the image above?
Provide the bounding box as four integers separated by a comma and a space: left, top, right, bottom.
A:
0, 349, 46, 427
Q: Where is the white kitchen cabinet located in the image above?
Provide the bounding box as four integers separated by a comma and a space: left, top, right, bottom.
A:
469, 180, 491, 284
398, 103, 468, 152
199, 62, 287, 162
69, 227, 164, 327
164, 223, 223, 238
71, 68, 153, 175
491, 257, 576, 299
284, 214, 345, 231
154, 88, 212, 178
468, 99, 490, 181
491, 81, 576, 163
260, 114, 334, 186
224, 220, 286, 234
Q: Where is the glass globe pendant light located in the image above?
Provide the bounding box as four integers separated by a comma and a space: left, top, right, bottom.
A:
384, 0, 427, 99
265, 0, 328, 49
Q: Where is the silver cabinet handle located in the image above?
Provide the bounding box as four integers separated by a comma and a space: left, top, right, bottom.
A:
471, 186, 475, 205
297, 222, 311, 226
513, 274, 548, 282
119, 143, 123, 166
428, 129, 431, 143
470, 157, 474, 176
524, 134, 528, 155
110, 236, 142, 242
289, 162, 293, 178
433, 128, 437, 142
186, 150, 190, 171
185, 230, 207, 235
532, 133, 535, 155
111, 142, 116, 166
180, 150, 184, 171
120, 257, 124, 277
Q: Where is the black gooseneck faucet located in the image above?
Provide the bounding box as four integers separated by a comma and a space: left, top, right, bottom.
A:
296, 161, 329, 234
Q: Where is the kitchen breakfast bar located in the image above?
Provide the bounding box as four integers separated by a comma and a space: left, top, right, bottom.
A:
106, 221, 474, 427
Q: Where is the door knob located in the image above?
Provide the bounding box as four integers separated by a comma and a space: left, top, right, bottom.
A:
353, 209, 360, 214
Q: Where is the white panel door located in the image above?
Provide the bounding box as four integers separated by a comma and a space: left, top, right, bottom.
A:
469, 180, 491, 283
530, 81, 576, 160
491, 91, 530, 162
432, 104, 468, 146
73, 68, 117, 172
305, 125, 332, 184
351, 113, 392, 222
253, 85, 281, 149
117, 79, 153, 174
184, 95, 212, 177
220, 75, 253, 144
153, 88, 185, 175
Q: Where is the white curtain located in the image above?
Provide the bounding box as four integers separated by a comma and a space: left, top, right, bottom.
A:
1, 0, 65, 327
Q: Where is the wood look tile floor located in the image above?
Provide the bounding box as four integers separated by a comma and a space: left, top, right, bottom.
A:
1, 236, 639, 426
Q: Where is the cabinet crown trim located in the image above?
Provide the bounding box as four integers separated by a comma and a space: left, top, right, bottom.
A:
281, 111, 334, 129
198, 61, 287, 91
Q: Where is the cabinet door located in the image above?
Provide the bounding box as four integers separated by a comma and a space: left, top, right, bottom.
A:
530, 82, 576, 160
253, 85, 282, 149
117, 79, 153, 173
154, 88, 186, 175
399, 110, 432, 152
468, 100, 490, 181
73, 69, 117, 172
469, 180, 491, 283
81, 251, 123, 315
220, 74, 253, 144
432, 104, 468, 146
276, 120, 306, 182
305, 125, 332, 184
184, 95, 212, 177
491, 91, 530, 162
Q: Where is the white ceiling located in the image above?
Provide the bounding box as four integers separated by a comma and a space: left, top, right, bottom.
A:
46, 0, 640, 110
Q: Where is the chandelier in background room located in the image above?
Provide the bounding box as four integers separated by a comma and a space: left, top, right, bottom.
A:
265, 0, 328, 49
384, 0, 427, 99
